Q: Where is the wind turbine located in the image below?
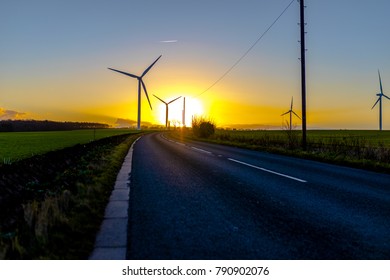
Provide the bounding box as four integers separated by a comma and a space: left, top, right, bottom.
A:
372, 70, 390, 131
182, 97, 186, 128
153, 95, 182, 128
281, 96, 301, 130
108, 55, 162, 130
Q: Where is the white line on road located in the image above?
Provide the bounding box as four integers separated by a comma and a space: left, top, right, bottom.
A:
174, 141, 186, 146
228, 158, 307, 183
191, 146, 213, 154
161, 133, 187, 147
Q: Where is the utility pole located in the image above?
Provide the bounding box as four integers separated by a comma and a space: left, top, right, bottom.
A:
300, 0, 307, 150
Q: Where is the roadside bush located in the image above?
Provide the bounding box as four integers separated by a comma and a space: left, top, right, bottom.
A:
192, 116, 216, 138
282, 120, 300, 150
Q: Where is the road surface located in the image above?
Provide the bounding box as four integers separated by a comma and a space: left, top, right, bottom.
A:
127, 132, 390, 259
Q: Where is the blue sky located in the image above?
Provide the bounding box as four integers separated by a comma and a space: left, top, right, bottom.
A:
1, 0, 390, 129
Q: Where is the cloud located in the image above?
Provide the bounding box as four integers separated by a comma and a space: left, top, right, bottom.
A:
0, 108, 26, 120
159, 40, 178, 43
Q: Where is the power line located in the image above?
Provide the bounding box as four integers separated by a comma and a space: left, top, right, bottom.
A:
195, 0, 295, 98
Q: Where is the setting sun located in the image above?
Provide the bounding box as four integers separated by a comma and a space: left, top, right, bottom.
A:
154, 96, 204, 127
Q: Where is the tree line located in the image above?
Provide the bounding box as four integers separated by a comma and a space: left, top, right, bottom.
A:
0, 120, 109, 132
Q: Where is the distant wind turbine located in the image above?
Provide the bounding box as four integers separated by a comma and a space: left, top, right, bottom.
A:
182, 97, 186, 127
153, 95, 182, 128
108, 55, 162, 130
281, 96, 301, 130
372, 70, 390, 131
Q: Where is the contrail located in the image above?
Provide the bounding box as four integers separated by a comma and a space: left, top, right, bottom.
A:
159, 40, 178, 43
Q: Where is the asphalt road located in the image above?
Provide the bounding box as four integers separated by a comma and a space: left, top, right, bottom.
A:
127, 132, 390, 259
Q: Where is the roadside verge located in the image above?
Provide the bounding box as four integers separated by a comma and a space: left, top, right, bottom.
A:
89, 136, 140, 260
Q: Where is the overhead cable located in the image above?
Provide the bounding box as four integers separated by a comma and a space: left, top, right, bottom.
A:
195, 0, 296, 98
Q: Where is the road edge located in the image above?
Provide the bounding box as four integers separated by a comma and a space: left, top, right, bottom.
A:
89, 136, 141, 260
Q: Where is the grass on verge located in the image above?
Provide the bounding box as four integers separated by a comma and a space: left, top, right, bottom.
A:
171, 128, 390, 173
0, 132, 142, 259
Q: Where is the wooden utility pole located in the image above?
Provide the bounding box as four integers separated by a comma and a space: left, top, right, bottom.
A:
300, 0, 307, 150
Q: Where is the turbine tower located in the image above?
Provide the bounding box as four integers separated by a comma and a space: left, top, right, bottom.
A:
281, 96, 301, 130
153, 95, 182, 128
108, 55, 162, 130
372, 70, 390, 131
182, 97, 186, 127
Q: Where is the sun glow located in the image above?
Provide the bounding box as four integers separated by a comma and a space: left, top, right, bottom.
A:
155, 96, 204, 127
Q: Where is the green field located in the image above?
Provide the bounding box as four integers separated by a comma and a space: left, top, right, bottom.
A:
0, 129, 141, 162
0, 132, 142, 259
213, 129, 390, 146
178, 129, 390, 172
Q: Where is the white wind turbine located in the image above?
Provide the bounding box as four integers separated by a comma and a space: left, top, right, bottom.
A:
372, 70, 390, 131
153, 95, 182, 128
108, 55, 162, 130
281, 96, 301, 130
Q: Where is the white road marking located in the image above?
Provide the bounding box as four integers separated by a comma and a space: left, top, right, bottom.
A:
174, 142, 186, 146
160, 134, 187, 147
228, 158, 307, 183
191, 146, 213, 154
161, 133, 306, 183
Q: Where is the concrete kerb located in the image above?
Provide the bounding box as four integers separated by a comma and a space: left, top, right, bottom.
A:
89, 136, 140, 260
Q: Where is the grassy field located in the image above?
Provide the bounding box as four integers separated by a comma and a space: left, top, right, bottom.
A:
208, 129, 390, 150
177, 128, 390, 172
214, 129, 390, 146
0, 133, 143, 259
0, 129, 140, 162
305, 130, 390, 146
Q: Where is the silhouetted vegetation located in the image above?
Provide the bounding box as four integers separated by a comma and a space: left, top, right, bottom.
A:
191, 116, 216, 138
0, 120, 109, 132
282, 120, 300, 149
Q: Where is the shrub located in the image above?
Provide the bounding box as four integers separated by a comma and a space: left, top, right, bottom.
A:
192, 116, 216, 138
282, 120, 300, 149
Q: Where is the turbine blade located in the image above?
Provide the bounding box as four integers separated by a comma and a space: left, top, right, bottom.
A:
153, 94, 167, 105
167, 96, 182, 104
108, 68, 139, 79
378, 70, 383, 94
141, 55, 162, 78
141, 80, 153, 110
281, 111, 289, 116
290, 96, 293, 110
383, 94, 390, 101
292, 111, 301, 120
372, 98, 380, 109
